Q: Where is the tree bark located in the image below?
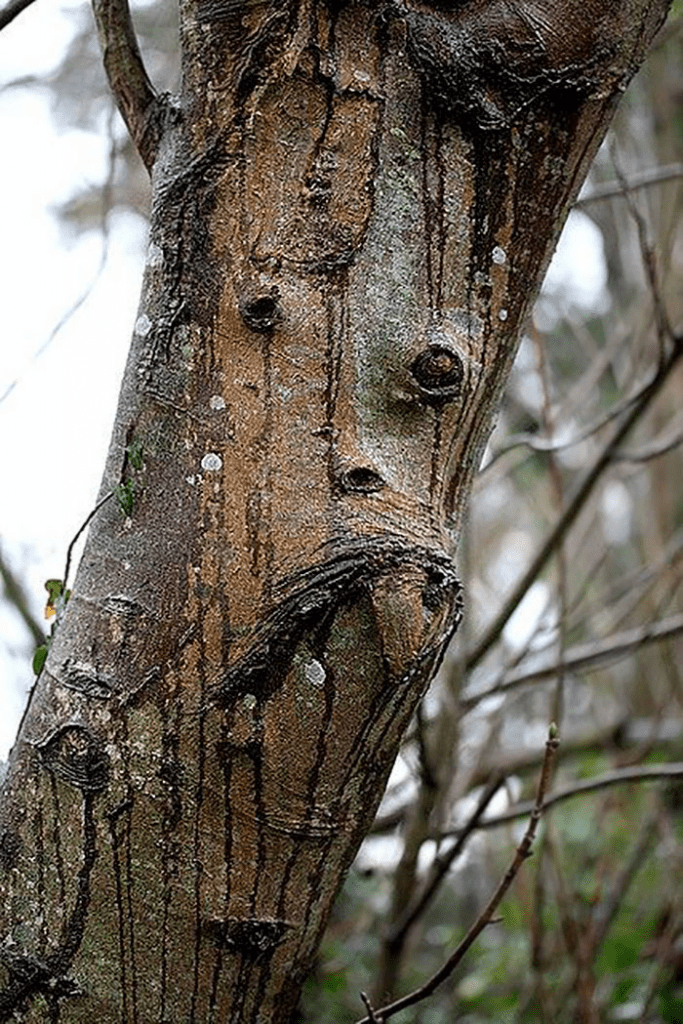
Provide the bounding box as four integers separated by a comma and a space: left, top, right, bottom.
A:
0, 1, 670, 1021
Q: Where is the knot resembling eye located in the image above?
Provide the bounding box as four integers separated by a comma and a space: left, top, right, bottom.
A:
410, 343, 463, 403
239, 289, 281, 333
338, 467, 385, 495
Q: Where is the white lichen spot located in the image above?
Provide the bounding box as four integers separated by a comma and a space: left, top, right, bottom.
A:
201, 452, 223, 472
242, 693, 256, 711
210, 394, 226, 411
305, 659, 326, 688
134, 314, 152, 338
146, 243, 164, 268
186, 475, 196, 486
492, 246, 506, 266
498, 308, 509, 322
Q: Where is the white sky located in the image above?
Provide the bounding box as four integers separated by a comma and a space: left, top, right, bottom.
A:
0, 0, 607, 760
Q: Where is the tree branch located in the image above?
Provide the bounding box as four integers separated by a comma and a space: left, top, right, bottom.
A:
0, 546, 44, 646
614, 412, 683, 462
462, 612, 683, 710
357, 729, 560, 1024
385, 774, 505, 949
440, 763, 683, 839
576, 163, 683, 208
588, 809, 658, 952
91, 0, 163, 170
465, 335, 683, 673
371, 718, 683, 836
0, 0, 36, 32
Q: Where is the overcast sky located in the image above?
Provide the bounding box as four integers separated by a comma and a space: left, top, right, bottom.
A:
0, 0, 608, 760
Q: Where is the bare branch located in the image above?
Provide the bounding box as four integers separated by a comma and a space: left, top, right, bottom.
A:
466, 335, 683, 673
359, 992, 381, 1024
62, 491, 115, 594
466, 717, 683, 788
440, 763, 683, 839
614, 412, 683, 462
0, 124, 115, 408
589, 809, 658, 952
610, 144, 673, 346
479, 367, 657, 478
462, 612, 683, 710
576, 163, 683, 208
0, 0, 36, 32
357, 730, 560, 1024
371, 719, 683, 836
91, 0, 163, 170
0, 546, 44, 646
385, 774, 505, 949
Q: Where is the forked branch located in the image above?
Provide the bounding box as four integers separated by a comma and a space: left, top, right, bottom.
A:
91, 0, 162, 170
356, 727, 560, 1024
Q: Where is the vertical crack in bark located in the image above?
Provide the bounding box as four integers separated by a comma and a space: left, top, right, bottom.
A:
190, 674, 209, 1021
0, 778, 103, 1020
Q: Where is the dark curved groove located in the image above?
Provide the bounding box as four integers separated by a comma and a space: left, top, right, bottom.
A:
214, 538, 462, 704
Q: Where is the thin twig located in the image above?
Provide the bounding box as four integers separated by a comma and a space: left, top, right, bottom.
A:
62, 491, 114, 592
466, 335, 683, 673
438, 763, 683, 840
359, 992, 380, 1024
478, 371, 647, 479
589, 809, 658, 952
462, 612, 683, 710
372, 719, 683, 836
613, 412, 683, 463
356, 729, 560, 1024
532, 324, 568, 729
0, 546, 44, 645
564, 528, 683, 647
386, 774, 506, 947
575, 164, 683, 208
0, 139, 114, 408
610, 144, 673, 347
639, 894, 682, 1020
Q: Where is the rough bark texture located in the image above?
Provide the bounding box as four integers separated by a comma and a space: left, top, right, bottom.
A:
0, 2, 670, 1021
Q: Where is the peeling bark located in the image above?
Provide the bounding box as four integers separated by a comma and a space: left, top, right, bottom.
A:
0, 1, 670, 1021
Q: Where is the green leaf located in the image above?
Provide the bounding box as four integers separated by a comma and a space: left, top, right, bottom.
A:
44, 578, 64, 603
32, 644, 49, 675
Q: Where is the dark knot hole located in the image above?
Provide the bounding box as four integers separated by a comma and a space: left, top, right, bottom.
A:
239, 289, 281, 333
339, 467, 386, 495
411, 343, 463, 402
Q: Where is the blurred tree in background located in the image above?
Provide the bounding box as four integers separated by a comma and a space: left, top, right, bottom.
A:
1, 2, 682, 1022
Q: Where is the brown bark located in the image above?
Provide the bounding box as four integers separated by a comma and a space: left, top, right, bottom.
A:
0, 2, 670, 1021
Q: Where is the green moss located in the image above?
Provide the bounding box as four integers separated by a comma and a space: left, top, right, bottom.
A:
114, 479, 135, 517
127, 438, 144, 470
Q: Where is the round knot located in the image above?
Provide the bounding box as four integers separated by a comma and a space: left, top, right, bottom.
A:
410, 343, 463, 402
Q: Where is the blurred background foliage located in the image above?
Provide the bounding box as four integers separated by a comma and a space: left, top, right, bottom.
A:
2, 2, 683, 1022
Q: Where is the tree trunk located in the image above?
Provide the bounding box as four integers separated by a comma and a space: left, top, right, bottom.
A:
0, 2, 669, 1021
